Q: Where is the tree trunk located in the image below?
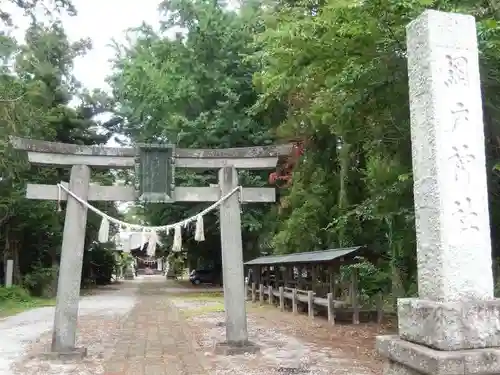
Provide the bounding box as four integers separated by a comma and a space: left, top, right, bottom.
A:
338, 142, 350, 247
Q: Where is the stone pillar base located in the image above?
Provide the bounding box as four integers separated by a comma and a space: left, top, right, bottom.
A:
377, 335, 500, 375
397, 298, 500, 351
123, 266, 135, 280
212, 340, 260, 356
39, 346, 87, 361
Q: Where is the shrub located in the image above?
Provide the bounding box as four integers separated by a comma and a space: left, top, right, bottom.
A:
0, 285, 31, 303
83, 243, 118, 286
23, 266, 58, 297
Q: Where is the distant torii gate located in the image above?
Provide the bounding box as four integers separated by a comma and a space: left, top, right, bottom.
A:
10, 137, 291, 356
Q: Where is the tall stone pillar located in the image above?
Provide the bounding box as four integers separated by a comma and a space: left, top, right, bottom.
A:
377, 10, 500, 374
5, 259, 13, 287
218, 166, 248, 344
214, 167, 259, 355
52, 165, 90, 356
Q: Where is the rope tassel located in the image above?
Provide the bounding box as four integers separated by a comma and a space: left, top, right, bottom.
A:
57, 184, 62, 212
98, 217, 110, 243
194, 215, 205, 242
172, 225, 182, 252
124, 233, 132, 253
141, 228, 146, 249
146, 231, 158, 256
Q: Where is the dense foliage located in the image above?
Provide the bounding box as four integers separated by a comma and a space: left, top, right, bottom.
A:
109, 0, 284, 268
250, 0, 500, 297
3, 0, 500, 300
0, 1, 121, 296
108, 0, 500, 297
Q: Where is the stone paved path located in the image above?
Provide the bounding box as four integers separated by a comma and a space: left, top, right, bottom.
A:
10, 276, 383, 375
103, 277, 209, 375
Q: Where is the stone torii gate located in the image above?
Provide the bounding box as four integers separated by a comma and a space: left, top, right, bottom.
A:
10, 136, 291, 357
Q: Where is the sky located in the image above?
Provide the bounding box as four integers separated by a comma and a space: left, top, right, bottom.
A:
63, 0, 163, 93
9, 0, 163, 92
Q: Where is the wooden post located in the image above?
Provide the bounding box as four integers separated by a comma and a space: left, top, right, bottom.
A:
259, 284, 264, 304
245, 268, 252, 301
269, 285, 273, 305
318, 264, 325, 293
351, 268, 360, 325
219, 166, 248, 345
279, 286, 285, 311
327, 292, 335, 325
292, 288, 298, 314
251, 282, 256, 303
311, 264, 317, 293
5, 259, 13, 287
297, 266, 303, 289
328, 264, 335, 294
52, 165, 90, 354
308, 290, 314, 320
255, 265, 261, 285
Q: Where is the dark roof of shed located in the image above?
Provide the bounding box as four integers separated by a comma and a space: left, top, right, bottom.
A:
244, 246, 364, 266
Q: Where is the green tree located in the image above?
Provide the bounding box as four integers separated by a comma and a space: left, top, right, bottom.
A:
252, 0, 500, 296
0, 21, 121, 293
109, 0, 284, 267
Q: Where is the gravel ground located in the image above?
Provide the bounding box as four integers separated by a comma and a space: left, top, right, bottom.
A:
164, 281, 223, 294
170, 298, 385, 375
170, 299, 223, 310
2, 278, 387, 375
3, 279, 139, 375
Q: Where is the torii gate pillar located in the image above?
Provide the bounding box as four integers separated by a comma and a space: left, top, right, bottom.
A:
219, 167, 247, 345
52, 165, 90, 356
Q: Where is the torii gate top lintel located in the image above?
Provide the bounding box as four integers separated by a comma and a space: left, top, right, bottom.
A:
9, 136, 293, 169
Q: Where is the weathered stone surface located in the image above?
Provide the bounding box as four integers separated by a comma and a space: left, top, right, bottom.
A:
39, 347, 87, 361
52, 165, 90, 353
407, 9, 493, 303
9, 136, 292, 158
212, 341, 260, 356
124, 266, 135, 280
377, 335, 500, 375
5, 259, 13, 287
398, 298, 500, 351
27, 184, 276, 203
378, 9, 500, 375
103, 279, 210, 375
384, 361, 423, 375
219, 167, 248, 344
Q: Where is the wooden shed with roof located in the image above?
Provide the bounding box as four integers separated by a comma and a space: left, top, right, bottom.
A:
245, 246, 369, 295
244, 246, 382, 324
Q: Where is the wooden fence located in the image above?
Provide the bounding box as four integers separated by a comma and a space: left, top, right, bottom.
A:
247, 283, 385, 325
